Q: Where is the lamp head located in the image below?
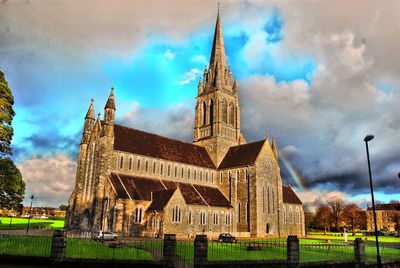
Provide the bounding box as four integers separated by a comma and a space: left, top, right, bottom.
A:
398, 172, 400, 179
364, 135, 374, 142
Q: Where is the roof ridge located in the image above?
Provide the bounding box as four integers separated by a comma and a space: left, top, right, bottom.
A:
191, 184, 210, 207
114, 123, 207, 150
228, 139, 266, 150
116, 173, 133, 200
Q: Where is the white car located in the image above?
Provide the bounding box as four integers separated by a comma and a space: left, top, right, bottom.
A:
92, 231, 117, 241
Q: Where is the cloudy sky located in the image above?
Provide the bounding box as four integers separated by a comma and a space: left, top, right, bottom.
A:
1, 0, 399, 209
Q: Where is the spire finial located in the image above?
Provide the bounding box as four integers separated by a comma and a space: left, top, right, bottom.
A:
218, 0, 220, 14
111, 86, 114, 94
97, 112, 101, 119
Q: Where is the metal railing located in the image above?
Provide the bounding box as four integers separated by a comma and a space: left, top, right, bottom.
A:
208, 238, 287, 261
300, 242, 354, 263
365, 241, 400, 262
0, 235, 52, 257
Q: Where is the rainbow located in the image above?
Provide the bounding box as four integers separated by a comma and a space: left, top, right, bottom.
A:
279, 153, 307, 192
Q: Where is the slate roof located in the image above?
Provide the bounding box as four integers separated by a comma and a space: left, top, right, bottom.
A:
282, 185, 302, 205
108, 173, 231, 209
147, 189, 176, 211
218, 140, 265, 169
113, 124, 215, 169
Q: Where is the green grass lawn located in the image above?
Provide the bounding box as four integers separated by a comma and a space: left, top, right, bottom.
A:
306, 232, 400, 243
0, 236, 52, 257
0, 217, 64, 230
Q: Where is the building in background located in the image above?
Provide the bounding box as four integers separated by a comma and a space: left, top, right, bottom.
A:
366, 203, 400, 232
65, 11, 305, 238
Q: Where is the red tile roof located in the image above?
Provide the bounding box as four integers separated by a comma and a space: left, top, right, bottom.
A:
113, 124, 215, 168
147, 189, 176, 211
108, 173, 231, 208
218, 140, 265, 169
282, 185, 302, 205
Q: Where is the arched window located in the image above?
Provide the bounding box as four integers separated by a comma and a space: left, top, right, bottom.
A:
200, 170, 203, 182
174, 166, 177, 177
236, 170, 240, 181
137, 159, 141, 171
205, 172, 208, 182
167, 165, 171, 176
245, 201, 248, 223
160, 163, 163, 175
267, 186, 271, 214
283, 208, 287, 223
219, 172, 223, 184
211, 173, 214, 183
296, 208, 300, 224
128, 157, 132, 170
221, 100, 227, 124
209, 99, 214, 126
145, 160, 148, 172
200, 211, 207, 225
119, 155, 124, 169
203, 101, 207, 125
181, 167, 184, 178
262, 186, 265, 213
153, 162, 156, 174
172, 204, 181, 223
188, 210, 193, 225
213, 212, 219, 225
188, 168, 191, 180
228, 103, 234, 125
237, 202, 241, 222
194, 169, 197, 180
135, 207, 143, 223
266, 223, 271, 234
289, 208, 293, 224
226, 213, 231, 226
272, 188, 275, 213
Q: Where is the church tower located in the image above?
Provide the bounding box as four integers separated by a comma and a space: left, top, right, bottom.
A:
193, 10, 245, 166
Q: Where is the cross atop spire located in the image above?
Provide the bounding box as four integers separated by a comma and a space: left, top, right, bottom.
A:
209, 7, 227, 70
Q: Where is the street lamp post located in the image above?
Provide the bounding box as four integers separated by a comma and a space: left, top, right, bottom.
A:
26, 195, 34, 235
364, 135, 381, 268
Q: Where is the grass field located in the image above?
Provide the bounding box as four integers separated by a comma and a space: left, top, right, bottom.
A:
0, 217, 64, 230
306, 232, 400, 243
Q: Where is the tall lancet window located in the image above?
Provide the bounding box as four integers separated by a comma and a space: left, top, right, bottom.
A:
221, 99, 227, 123
203, 101, 207, 126
228, 103, 234, 126
209, 99, 214, 126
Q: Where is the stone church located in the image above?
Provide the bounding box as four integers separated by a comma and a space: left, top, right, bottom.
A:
66, 12, 305, 238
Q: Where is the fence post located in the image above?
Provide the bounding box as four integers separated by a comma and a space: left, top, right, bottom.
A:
162, 234, 176, 267
354, 238, 366, 265
194, 235, 208, 267
287, 235, 299, 266
50, 230, 66, 263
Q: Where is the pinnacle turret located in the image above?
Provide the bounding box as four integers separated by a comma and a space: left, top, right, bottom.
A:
85, 98, 95, 119
105, 86, 116, 110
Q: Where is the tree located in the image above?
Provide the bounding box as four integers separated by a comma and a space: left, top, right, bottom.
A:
0, 157, 25, 209
0, 70, 15, 156
327, 197, 345, 231
315, 204, 333, 234
342, 203, 364, 235
59, 204, 67, 211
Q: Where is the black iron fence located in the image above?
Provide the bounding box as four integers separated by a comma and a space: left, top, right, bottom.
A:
0, 232, 400, 267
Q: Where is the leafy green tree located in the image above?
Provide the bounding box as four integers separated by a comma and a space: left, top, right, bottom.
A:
0, 70, 15, 156
0, 157, 25, 209
59, 204, 67, 211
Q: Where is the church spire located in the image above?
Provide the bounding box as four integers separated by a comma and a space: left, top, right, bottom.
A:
105, 86, 116, 110
209, 9, 227, 70
85, 98, 95, 119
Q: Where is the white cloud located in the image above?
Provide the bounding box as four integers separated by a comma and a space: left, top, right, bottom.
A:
17, 154, 77, 207
164, 49, 175, 60
176, 68, 201, 85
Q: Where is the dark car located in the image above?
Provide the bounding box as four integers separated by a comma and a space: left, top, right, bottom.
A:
218, 233, 236, 243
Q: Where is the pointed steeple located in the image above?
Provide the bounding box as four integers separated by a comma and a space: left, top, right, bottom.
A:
209, 9, 227, 70
105, 86, 116, 110
271, 138, 279, 159
85, 98, 95, 119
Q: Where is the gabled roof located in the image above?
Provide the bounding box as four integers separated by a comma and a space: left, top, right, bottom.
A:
218, 140, 265, 169
109, 173, 231, 208
113, 124, 215, 169
282, 185, 302, 205
147, 189, 176, 211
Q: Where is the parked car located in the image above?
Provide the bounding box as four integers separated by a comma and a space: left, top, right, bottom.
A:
218, 233, 236, 243
92, 231, 117, 241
